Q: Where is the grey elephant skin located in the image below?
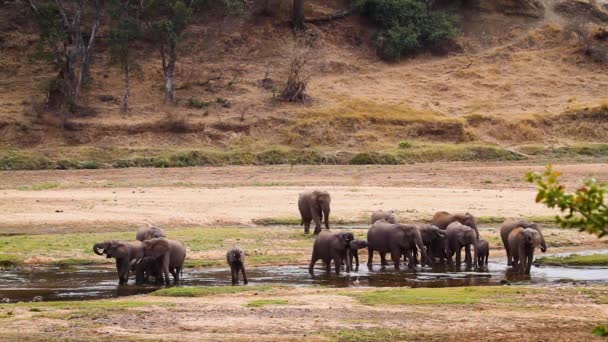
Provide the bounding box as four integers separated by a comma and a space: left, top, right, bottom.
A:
445, 222, 478, 267
418, 224, 446, 265
432, 211, 479, 238
298, 190, 331, 235
508, 227, 542, 274
370, 210, 397, 224
309, 231, 354, 274
136, 225, 166, 242
227, 246, 248, 285
135, 257, 163, 285
500, 219, 547, 266
476, 239, 489, 266
367, 220, 429, 269
349, 239, 368, 270
93, 240, 144, 284
140, 238, 186, 285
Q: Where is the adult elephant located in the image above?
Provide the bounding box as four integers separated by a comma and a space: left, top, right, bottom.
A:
309, 231, 354, 275
298, 190, 331, 235
500, 219, 547, 266
445, 222, 477, 267
370, 210, 397, 224
136, 225, 166, 242
508, 227, 542, 274
367, 220, 429, 270
418, 224, 447, 265
432, 211, 479, 238
93, 240, 144, 284
138, 238, 186, 285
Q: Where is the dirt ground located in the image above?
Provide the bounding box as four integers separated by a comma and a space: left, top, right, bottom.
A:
1, 162, 606, 229
1, 162, 607, 341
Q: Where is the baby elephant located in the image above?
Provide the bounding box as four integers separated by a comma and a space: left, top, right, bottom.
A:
476, 239, 489, 267
349, 240, 368, 271
227, 246, 248, 285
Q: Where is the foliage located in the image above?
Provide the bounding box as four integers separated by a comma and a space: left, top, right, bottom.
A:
526, 165, 608, 237
30, 2, 65, 63
536, 253, 608, 266
355, 0, 459, 60
593, 325, 608, 337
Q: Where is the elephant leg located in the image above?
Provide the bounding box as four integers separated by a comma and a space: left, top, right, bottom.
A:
391, 248, 401, 270
325, 258, 331, 273
354, 252, 359, 271
332, 253, 341, 275
312, 210, 322, 235
304, 220, 311, 234
241, 264, 248, 285
235, 264, 240, 284
380, 252, 388, 266
367, 247, 374, 266
308, 257, 317, 275
456, 246, 462, 266
525, 251, 534, 275
464, 244, 472, 265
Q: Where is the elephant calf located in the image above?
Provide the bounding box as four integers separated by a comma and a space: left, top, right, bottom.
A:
348, 239, 368, 271
227, 245, 248, 285
476, 239, 489, 267
508, 228, 542, 274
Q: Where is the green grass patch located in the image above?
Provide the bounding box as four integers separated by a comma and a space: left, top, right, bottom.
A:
0, 254, 22, 267
326, 328, 414, 342
16, 182, 61, 191
536, 253, 608, 266
153, 285, 274, 297
245, 299, 289, 308
345, 286, 528, 306
252, 217, 302, 226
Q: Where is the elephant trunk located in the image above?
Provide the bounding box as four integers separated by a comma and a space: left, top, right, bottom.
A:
322, 204, 330, 230
93, 243, 105, 256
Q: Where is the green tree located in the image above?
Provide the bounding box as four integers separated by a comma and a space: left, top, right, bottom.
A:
108, 1, 142, 113
28, 0, 104, 113
526, 165, 608, 237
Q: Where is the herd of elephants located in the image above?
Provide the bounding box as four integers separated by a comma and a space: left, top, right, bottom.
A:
92, 190, 548, 286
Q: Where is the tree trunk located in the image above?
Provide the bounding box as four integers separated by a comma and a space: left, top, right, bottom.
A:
293, 0, 304, 31
160, 42, 176, 104
121, 64, 130, 113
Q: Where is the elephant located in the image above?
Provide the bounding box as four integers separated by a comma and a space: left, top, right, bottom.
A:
500, 219, 547, 266
93, 240, 144, 284
136, 225, 166, 242
139, 238, 186, 285
348, 239, 368, 271
417, 224, 447, 265
309, 231, 354, 274
227, 245, 248, 285
370, 210, 397, 224
135, 256, 163, 285
298, 190, 331, 235
508, 227, 542, 274
445, 222, 478, 267
476, 239, 489, 266
367, 220, 429, 269
432, 211, 479, 239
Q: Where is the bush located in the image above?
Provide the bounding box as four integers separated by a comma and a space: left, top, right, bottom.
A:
356, 0, 460, 60
186, 97, 210, 109
398, 140, 412, 148
350, 152, 399, 165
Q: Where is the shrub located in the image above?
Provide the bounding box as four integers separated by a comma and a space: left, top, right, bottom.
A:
398, 140, 413, 148
186, 97, 210, 109
350, 152, 399, 165
356, 0, 460, 60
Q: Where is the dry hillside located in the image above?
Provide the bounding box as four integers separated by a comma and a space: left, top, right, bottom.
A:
1, 0, 608, 168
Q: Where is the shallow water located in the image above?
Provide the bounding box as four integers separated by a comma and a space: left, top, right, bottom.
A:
1, 250, 607, 302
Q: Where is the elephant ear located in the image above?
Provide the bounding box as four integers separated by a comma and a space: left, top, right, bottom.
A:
145, 238, 170, 258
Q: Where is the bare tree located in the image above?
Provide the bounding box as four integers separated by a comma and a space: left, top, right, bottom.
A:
281, 37, 314, 102
29, 0, 104, 112
293, 0, 304, 31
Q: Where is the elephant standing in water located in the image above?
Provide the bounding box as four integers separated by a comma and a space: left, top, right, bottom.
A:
348, 239, 368, 271
139, 238, 186, 285
309, 231, 354, 274
508, 227, 542, 274
417, 224, 446, 265
93, 240, 144, 284
500, 219, 547, 266
476, 239, 489, 267
367, 220, 429, 269
298, 190, 331, 235
445, 222, 478, 267
227, 245, 248, 285
432, 211, 479, 238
